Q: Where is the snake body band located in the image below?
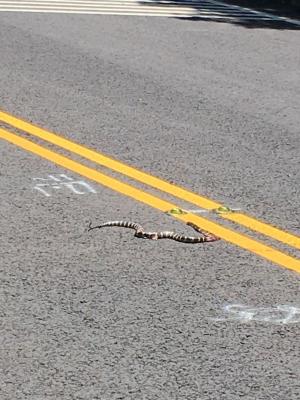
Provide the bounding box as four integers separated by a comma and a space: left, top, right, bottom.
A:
88, 221, 220, 243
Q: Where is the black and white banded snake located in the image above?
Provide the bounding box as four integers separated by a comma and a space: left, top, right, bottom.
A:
88, 221, 220, 244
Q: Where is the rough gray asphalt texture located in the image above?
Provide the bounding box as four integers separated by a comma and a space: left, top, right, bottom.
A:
0, 10, 300, 400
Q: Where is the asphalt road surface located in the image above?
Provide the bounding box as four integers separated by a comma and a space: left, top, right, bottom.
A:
0, 3, 300, 400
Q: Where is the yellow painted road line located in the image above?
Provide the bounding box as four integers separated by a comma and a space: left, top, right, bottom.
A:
1, 109, 300, 251
1, 127, 300, 274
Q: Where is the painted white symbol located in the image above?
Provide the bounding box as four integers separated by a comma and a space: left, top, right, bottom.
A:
33, 174, 96, 197
214, 304, 300, 324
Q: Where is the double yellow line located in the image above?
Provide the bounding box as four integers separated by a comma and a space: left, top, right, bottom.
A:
1, 110, 299, 274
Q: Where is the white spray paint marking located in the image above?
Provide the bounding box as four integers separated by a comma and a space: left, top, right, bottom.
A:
184, 208, 242, 214
166, 206, 241, 216
33, 174, 96, 197
213, 304, 300, 324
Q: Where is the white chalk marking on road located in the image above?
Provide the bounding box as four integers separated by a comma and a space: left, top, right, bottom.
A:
166, 206, 241, 216
33, 173, 97, 197
185, 207, 242, 214
213, 304, 300, 324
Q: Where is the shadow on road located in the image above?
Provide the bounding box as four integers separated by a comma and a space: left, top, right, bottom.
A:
138, 0, 300, 30
224, 0, 300, 19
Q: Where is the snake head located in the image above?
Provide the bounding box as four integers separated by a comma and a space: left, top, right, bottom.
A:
187, 222, 220, 241
204, 233, 221, 242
